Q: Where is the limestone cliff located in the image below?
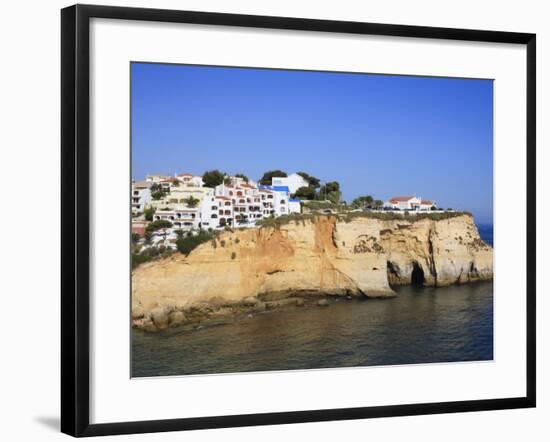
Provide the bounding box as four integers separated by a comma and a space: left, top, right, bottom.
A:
132, 214, 492, 331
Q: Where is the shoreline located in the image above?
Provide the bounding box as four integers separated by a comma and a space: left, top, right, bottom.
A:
132, 279, 493, 333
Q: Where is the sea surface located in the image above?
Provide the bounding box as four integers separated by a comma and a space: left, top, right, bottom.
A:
477, 223, 493, 247
132, 223, 494, 377
132, 282, 493, 377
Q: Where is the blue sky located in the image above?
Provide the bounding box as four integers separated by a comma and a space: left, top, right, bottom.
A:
132, 63, 493, 224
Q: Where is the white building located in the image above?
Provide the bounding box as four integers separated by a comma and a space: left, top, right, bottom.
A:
153, 208, 200, 229
385, 196, 437, 211
271, 173, 309, 194
259, 185, 290, 216
131, 181, 151, 214
214, 182, 264, 227
288, 198, 301, 214
175, 173, 204, 187
145, 174, 171, 183
419, 199, 437, 210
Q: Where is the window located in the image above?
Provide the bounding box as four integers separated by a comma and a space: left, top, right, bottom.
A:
211, 206, 218, 210
211, 214, 218, 219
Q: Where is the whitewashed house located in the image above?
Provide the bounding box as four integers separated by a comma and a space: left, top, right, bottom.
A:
385, 196, 437, 211
419, 199, 437, 211
131, 181, 151, 214
259, 185, 290, 216
154, 208, 200, 229
271, 173, 309, 194
385, 196, 421, 210
288, 198, 301, 214
175, 173, 204, 187
145, 174, 171, 183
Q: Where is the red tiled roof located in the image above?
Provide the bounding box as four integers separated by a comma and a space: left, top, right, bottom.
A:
389, 196, 416, 203
421, 200, 434, 205
177, 173, 192, 177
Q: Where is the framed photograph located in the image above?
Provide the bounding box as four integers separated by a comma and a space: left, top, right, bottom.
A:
61, 4, 536, 437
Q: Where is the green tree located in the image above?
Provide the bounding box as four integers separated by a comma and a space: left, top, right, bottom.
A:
150, 183, 162, 193
184, 195, 200, 208
151, 191, 164, 200
131, 232, 140, 244
144, 231, 153, 245
234, 173, 249, 182
296, 171, 320, 189
202, 170, 225, 188
176, 230, 214, 256
259, 170, 287, 185
293, 186, 316, 200
146, 220, 173, 232
318, 181, 340, 202
374, 200, 384, 209
144, 206, 156, 221
351, 195, 374, 209
174, 229, 185, 239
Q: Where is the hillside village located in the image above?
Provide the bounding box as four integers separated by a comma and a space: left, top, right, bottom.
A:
131, 170, 444, 261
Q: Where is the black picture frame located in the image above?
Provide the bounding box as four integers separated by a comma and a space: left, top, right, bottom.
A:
61, 4, 536, 437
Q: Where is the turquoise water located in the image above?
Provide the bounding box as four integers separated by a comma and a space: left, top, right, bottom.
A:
132, 281, 493, 377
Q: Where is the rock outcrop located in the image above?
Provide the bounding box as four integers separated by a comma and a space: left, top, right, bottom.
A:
132, 214, 492, 331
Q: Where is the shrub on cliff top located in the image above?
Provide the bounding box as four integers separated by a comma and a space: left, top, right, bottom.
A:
146, 219, 173, 232
176, 230, 214, 256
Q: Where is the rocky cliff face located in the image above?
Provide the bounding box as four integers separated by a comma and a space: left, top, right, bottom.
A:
132, 214, 492, 331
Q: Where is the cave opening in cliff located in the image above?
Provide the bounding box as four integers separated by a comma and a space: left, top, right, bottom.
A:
411, 262, 425, 287
386, 261, 400, 287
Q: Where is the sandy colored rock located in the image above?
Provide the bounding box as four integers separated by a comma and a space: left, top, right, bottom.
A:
150, 307, 169, 329
132, 214, 493, 328
168, 311, 186, 327
131, 305, 145, 320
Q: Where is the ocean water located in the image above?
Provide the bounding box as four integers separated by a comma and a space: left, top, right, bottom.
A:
477, 223, 493, 247
132, 281, 494, 377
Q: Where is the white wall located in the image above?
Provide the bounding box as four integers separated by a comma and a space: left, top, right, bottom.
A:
0, 1, 547, 441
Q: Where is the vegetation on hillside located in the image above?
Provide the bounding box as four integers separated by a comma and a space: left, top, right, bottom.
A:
259, 170, 287, 185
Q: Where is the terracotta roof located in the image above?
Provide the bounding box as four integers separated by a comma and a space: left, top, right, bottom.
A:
421, 200, 434, 205
389, 196, 416, 203
215, 196, 231, 200
177, 173, 192, 177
